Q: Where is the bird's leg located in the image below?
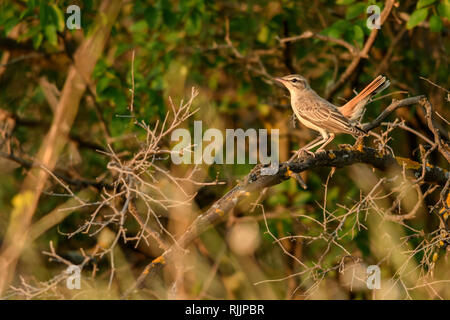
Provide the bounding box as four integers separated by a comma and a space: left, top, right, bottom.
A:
300, 136, 328, 154
304, 137, 327, 151
302, 136, 321, 149
316, 133, 335, 153
290, 136, 322, 160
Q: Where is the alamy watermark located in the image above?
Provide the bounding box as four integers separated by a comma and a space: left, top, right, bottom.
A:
66, 265, 81, 290
366, 5, 381, 30
171, 121, 280, 175
66, 5, 81, 30
366, 265, 381, 289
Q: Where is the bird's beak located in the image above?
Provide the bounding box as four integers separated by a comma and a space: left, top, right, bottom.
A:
273, 77, 287, 86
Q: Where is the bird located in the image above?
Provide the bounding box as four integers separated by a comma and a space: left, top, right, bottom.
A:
274, 74, 389, 155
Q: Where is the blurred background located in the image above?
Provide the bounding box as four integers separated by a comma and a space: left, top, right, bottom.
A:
0, 0, 449, 299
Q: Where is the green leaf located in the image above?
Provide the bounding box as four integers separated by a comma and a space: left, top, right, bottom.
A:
162, 7, 177, 29
267, 193, 288, 206
19, 8, 33, 20
49, 4, 65, 32
96, 76, 112, 94
39, 3, 49, 26
322, 20, 352, 39
352, 25, 364, 48
27, 0, 37, 10
130, 20, 148, 33
406, 8, 428, 29
417, 0, 436, 8
293, 192, 313, 205
437, 2, 450, 19
144, 6, 160, 29
186, 10, 202, 36
44, 24, 57, 46
32, 33, 43, 49
4, 17, 19, 35
257, 25, 269, 43
345, 2, 367, 19
102, 87, 127, 108
429, 14, 443, 32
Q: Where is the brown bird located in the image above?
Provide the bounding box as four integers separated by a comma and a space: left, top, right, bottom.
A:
274, 74, 389, 155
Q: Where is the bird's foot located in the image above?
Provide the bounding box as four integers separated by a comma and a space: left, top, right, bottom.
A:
293, 148, 315, 159
338, 144, 352, 151
315, 149, 327, 156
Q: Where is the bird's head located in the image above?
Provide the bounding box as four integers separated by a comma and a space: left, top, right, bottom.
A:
273, 74, 310, 95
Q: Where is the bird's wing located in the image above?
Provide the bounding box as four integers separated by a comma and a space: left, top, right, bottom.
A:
297, 97, 359, 134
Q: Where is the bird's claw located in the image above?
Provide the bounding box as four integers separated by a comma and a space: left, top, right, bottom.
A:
315, 149, 327, 155
338, 144, 352, 150
294, 148, 315, 158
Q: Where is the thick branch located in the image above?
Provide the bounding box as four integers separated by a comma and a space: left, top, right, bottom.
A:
361, 95, 425, 131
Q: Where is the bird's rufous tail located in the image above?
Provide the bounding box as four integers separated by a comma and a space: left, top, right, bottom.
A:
339, 75, 390, 122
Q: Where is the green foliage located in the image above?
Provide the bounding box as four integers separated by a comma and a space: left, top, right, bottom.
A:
0, 0, 97, 49
417, 0, 436, 8
429, 14, 443, 32
437, 1, 450, 18
345, 2, 367, 20
407, 8, 429, 29
407, 0, 448, 30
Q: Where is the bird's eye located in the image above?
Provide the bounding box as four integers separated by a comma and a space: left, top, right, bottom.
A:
291, 79, 298, 83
